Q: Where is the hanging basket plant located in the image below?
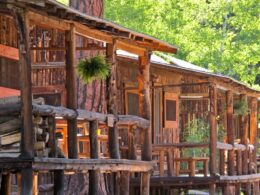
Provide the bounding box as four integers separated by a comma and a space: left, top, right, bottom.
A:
77, 55, 110, 84
233, 100, 248, 116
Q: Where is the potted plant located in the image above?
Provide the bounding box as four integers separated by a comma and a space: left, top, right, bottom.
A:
76, 55, 110, 84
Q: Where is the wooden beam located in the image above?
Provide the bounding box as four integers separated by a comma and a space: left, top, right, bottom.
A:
138, 51, 152, 161
74, 22, 112, 43
27, 11, 70, 30
16, 10, 34, 159
116, 40, 146, 56
226, 90, 235, 176
209, 85, 217, 178
65, 23, 78, 159
0, 44, 19, 60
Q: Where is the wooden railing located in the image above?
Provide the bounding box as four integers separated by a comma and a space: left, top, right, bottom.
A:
31, 63, 66, 87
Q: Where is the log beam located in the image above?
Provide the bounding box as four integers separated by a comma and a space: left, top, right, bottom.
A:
65, 24, 78, 159
226, 90, 235, 176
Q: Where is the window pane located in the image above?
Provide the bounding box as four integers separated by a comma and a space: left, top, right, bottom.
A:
166, 100, 176, 121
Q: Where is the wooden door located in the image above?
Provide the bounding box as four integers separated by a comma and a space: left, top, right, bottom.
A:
164, 92, 178, 129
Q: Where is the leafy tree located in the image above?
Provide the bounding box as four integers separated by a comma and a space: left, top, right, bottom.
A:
105, 0, 260, 87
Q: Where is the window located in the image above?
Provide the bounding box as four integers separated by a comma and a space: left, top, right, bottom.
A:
166, 100, 177, 121
126, 92, 139, 116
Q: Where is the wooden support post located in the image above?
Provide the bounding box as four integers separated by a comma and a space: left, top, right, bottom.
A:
235, 184, 241, 195
89, 119, 99, 195
240, 94, 248, 175
167, 149, 173, 176
65, 24, 78, 159
17, 173, 21, 195
15, 9, 34, 159
209, 85, 217, 195
138, 51, 152, 161
253, 181, 259, 195
128, 125, 137, 160
140, 172, 150, 195
120, 171, 130, 195
226, 90, 235, 176
21, 168, 33, 195
106, 40, 120, 159
249, 97, 258, 164
219, 149, 225, 175
33, 173, 38, 195
236, 150, 242, 175
48, 116, 57, 157
245, 183, 251, 195
159, 150, 165, 176
209, 85, 217, 176
0, 174, 11, 195
54, 170, 64, 195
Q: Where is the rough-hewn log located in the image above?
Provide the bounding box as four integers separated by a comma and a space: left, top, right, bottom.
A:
0, 103, 21, 115
0, 173, 11, 195
240, 94, 248, 175
128, 125, 137, 160
226, 90, 235, 176
138, 51, 152, 161
0, 132, 21, 145
15, 9, 34, 159
219, 149, 225, 175
32, 104, 77, 119
0, 118, 21, 135
65, 23, 78, 159
249, 97, 258, 163
119, 171, 130, 195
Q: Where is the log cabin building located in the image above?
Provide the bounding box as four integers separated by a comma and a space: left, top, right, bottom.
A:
0, 0, 259, 194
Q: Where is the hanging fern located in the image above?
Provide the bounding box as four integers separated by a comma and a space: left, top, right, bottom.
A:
77, 55, 110, 84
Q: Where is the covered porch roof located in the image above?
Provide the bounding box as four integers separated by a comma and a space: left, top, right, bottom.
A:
1, 0, 177, 55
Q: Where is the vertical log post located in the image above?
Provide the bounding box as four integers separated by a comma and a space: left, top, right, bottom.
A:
240, 94, 248, 175
138, 51, 152, 161
249, 97, 258, 165
226, 90, 235, 176
209, 84, 217, 194
138, 51, 152, 195
128, 125, 137, 160
0, 174, 11, 195
106, 40, 121, 195
15, 9, 34, 195
89, 119, 99, 195
65, 24, 78, 159
54, 170, 64, 195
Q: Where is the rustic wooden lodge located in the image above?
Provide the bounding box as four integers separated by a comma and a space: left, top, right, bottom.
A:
0, 0, 259, 194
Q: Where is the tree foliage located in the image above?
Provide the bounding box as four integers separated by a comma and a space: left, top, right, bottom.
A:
105, 0, 260, 86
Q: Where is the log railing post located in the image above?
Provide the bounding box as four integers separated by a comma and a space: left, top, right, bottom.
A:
0, 174, 11, 195
240, 94, 248, 175
65, 24, 78, 159
226, 90, 235, 175
209, 84, 217, 194
89, 119, 99, 195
